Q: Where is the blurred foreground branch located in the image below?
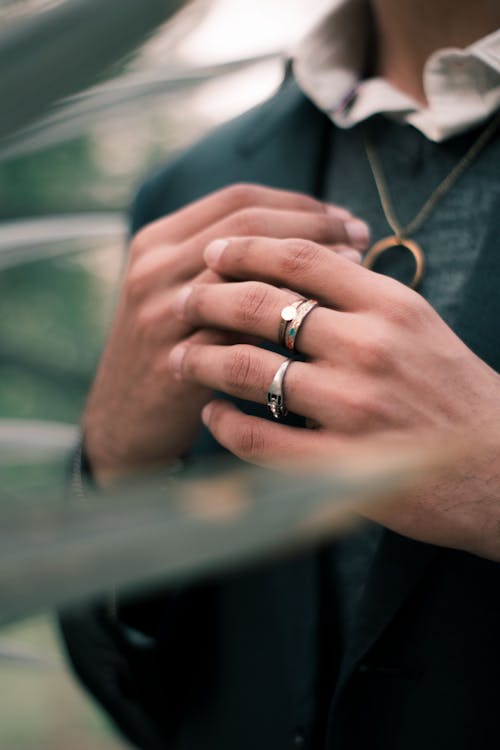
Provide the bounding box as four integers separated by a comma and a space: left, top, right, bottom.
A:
0, 0, 190, 139
0, 54, 281, 162
0, 213, 125, 269
0, 420, 78, 465
0, 446, 452, 626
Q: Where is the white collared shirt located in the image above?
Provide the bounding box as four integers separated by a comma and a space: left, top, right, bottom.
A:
292, 0, 500, 141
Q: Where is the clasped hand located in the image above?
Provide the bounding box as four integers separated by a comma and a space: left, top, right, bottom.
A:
83, 183, 500, 560
83, 185, 366, 483
169, 234, 500, 561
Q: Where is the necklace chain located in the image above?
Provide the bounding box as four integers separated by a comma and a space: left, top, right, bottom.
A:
364, 111, 500, 240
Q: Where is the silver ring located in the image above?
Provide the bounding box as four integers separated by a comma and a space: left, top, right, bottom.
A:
267, 358, 293, 420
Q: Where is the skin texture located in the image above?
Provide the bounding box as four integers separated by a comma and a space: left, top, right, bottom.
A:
371, 0, 500, 104
82, 184, 368, 484
169, 237, 500, 562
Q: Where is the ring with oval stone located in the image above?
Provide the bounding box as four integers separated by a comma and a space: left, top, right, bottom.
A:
278, 298, 307, 347
282, 298, 319, 352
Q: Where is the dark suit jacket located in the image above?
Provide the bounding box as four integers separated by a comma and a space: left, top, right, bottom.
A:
60, 76, 500, 750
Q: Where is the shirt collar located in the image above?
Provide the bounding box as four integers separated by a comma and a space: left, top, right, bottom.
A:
291, 0, 500, 141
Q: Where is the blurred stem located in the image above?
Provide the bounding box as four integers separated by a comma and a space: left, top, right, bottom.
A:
0, 0, 189, 139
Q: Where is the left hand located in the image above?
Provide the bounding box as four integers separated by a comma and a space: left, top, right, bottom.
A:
168, 236, 500, 560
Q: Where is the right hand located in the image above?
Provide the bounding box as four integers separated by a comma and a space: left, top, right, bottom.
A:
82, 183, 369, 485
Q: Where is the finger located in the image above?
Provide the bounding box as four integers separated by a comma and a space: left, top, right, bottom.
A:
168, 207, 369, 282
184, 328, 240, 346
326, 244, 364, 264
200, 399, 338, 469
124, 235, 223, 301
129, 269, 226, 343
168, 342, 369, 429
207, 207, 368, 252
191, 268, 224, 285
152, 328, 248, 387
127, 206, 368, 290
132, 183, 359, 247
183, 327, 259, 348
174, 279, 347, 359
203, 236, 389, 312
169, 343, 300, 410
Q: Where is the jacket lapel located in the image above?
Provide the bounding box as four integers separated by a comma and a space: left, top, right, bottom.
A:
451, 219, 500, 373
234, 74, 331, 195
333, 531, 439, 696
266, 549, 321, 731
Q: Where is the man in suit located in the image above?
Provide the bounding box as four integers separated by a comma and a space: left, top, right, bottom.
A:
62, 0, 500, 747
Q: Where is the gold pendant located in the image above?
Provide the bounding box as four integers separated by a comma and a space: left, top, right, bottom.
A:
362, 235, 425, 290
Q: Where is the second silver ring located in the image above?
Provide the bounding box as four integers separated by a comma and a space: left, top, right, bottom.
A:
267, 358, 293, 420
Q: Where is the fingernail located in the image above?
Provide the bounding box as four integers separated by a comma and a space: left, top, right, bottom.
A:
345, 219, 370, 250
326, 205, 352, 220
336, 247, 363, 264
201, 402, 213, 426
204, 238, 229, 267
168, 345, 187, 379
173, 286, 193, 318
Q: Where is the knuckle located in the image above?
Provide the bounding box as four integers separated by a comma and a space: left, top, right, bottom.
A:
313, 211, 335, 239
126, 251, 177, 306
220, 183, 260, 211
223, 345, 255, 390
177, 346, 198, 379
123, 269, 148, 306
233, 422, 266, 458
130, 216, 176, 260
150, 351, 172, 381
278, 239, 322, 278
236, 283, 272, 326
222, 236, 254, 271
346, 393, 379, 428
133, 306, 156, 341
228, 208, 265, 236
406, 290, 432, 324
355, 331, 394, 374
184, 286, 202, 319
380, 283, 431, 327
205, 401, 225, 435
129, 226, 151, 259
134, 301, 171, 344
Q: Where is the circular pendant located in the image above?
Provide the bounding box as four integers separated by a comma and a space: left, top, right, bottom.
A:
362, 235, 425, 290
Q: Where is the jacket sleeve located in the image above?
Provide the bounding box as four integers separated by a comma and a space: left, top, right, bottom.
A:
59, 576, 218, 749
59, 602, 168, 749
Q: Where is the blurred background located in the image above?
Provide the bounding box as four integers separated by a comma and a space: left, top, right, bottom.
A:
0, 0, 334, 746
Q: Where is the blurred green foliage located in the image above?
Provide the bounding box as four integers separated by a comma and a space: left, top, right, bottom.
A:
0, 122, 200, 423
0, 9, 170, 744
0, 139, 100, 218
0, 2, 272, 745
0, 127, 115, 421
0, 9, 198, 747
0, 255, 101, 422
0, 615, 125, 750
